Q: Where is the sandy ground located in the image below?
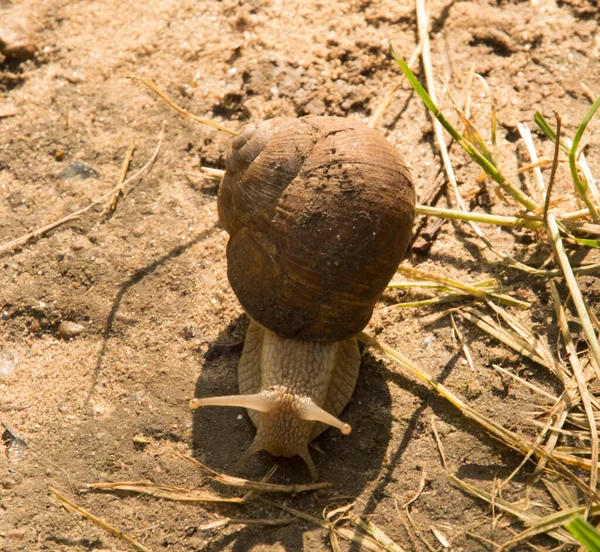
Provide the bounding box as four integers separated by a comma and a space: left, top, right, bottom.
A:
1, 0, 600, 550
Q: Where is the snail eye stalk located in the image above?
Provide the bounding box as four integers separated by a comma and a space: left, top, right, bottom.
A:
190, 393, 275, 413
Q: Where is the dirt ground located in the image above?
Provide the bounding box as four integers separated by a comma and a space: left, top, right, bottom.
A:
1, 0, 600, 550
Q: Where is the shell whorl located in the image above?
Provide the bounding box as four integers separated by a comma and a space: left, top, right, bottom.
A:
218, 116, 415, 342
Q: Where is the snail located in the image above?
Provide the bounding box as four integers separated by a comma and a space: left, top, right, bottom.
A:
190, 116, 415, 478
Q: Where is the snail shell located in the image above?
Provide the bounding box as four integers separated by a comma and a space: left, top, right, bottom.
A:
218, 116, 415, 342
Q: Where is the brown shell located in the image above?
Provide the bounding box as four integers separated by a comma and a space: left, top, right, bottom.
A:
218, 116, 415, 342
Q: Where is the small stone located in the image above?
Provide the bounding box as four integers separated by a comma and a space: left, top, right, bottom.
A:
7, 527, 27, 540
2, 472, 23, 489
58, 321, 85, 339
0, 349, 18, 382
181, 325, 195, 340
0, 102, 18, 119
304, 97, 326, 115
133, 434, 151, 448
0, 16, 36, 61
29, 319, 42, 333
71, 235, 92, 251
58, 160, 100, 181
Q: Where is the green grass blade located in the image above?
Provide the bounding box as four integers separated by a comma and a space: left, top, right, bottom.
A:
571, 237, 600, 248
565, 516, 600, 552
390, 45, 539, 212
534, 111, 569, 152
389, 45, 461, 141
572, 94, 600, 151
569, 96, 600, 221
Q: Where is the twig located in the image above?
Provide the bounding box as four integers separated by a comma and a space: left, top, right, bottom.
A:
450, 314, 477, 372
492, 365, 557, 402
258, 497, 385, 551
49, 487, 153, 552
199, 517, 292, 530
86, 481, 245, 504
543, 113, 562, 222
403, 468, 428, 510
352, 517, 408, 552
0, 124, 165, 254
430, 416, 447, 471
180, 454, 332, 493
105, 140, 136, 216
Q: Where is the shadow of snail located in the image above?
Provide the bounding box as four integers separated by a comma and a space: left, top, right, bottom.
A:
191, 116, 415, 480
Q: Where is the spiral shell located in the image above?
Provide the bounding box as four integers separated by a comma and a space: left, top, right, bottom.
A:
218, 116, 415, 342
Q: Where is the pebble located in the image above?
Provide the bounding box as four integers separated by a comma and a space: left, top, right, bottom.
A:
2, 472, 23, 489
6, 527, 27, 540
0, 16, 36, 60
58, 160, 100, 181
0, 102, 18, 119
71, 235, 92, 251
0, 349, 18, 382
58, 321, 85, 339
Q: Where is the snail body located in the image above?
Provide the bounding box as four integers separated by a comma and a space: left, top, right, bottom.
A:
191, 116, 415, 478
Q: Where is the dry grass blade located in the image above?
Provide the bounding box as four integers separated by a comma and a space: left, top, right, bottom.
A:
393, 505, 421, 552
543, 476, 579, 510
448, 477, 575, 546
211, 474, 331, 493
129, 76, 237, 136
485, 301, 558, 369
200, 166, 226, 179
181, 455, 331, 493
403, 468, 427, 510
352, 517, 408, 552
451, 315, 477, 372
86, 481, 245, 504
325, 502, 355, 552
429, 526, 451, 548
430, 416, 448, 470
395, 266, 530, 309
518, 122, 546, 198
500, 400, 566, 490
492, 365, 557, 402
359, 332, 600, 502
551, 451, 600, 471
49, 487, 153, 552
259, 497, 385, 551
550, 280, 598, 498
389, 278, 498, 291
0, 124, 165, 255
549, 214, 600, 376
461, 309, 553, 370
199, 517, 292, 530
383, 293, 474, 310
105, 140, 136, 215
449, 476, 537, 523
